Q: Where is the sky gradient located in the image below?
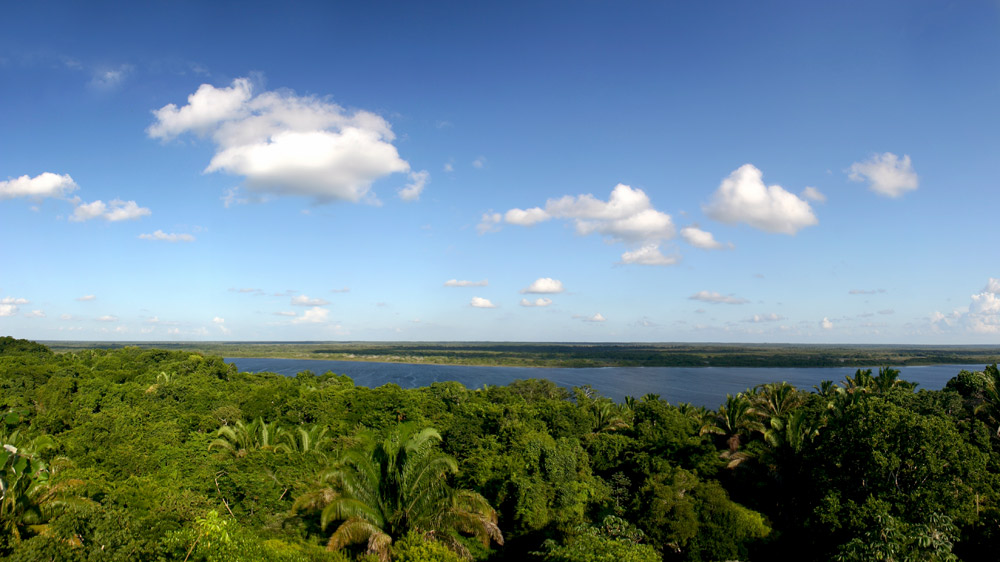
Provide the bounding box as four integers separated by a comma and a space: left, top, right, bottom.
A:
1, 1, 999, 343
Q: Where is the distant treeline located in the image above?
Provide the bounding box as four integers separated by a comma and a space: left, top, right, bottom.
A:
43, 340, 1000, 368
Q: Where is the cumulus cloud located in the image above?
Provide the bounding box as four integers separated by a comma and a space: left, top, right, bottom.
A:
0, 305, 17, 317
820, 317, 834, 330
680, 226, 724, 250
470, 297, 497, 308
1, 297, 28, 305
97, 315, 119, 322
23, 310, 45, 318
703, 164, 817, 234
291, 295, 330, 307
71, 199, 151, 222
0, 173, 78, 200
139, 230, 195, 242
292, 307, 329, 324
848, 153, 918, 198
520, 298, 552, 307
148, 77, 410, 203
472, 156, 486, 169
578, 313, 606, 323
689, 291, 749, 305
213, 316, 231, 335
444, 279, 488, 287
619, 244, 680, 266
491, 184, 677, 265
504, 207, 550, 226
801, 187, 826, 203
521, 278, 564, 294
398, 170, 429, 201
76, 295, 96, 301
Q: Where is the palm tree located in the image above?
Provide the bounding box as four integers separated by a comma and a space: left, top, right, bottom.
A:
208, 418, 290, 457
0, 435, 90, 546
872, 366, 917, 393
751, 382, 805, 422
295, 424, 502, 561
699, 393, 765, 468
591, 400, 629, 434
280, 424, 334, 456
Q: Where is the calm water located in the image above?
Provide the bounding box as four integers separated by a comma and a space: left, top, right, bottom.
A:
225, 357, 987, 408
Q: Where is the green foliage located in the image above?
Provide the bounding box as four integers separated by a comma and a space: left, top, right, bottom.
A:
1, 342, 1000, 561
540, 516, 660, 562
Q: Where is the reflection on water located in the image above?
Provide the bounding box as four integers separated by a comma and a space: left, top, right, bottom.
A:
226, 358, 984, 409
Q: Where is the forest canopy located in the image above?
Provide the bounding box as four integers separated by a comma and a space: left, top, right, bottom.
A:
0, 336, 998, 561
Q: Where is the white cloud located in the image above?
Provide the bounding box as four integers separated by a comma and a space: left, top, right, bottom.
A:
443, 162, 454, 173
0, 297, 28, 305
521, 278, 564, 294
76, 295, 96, 301
139, 230, 195, 242
97, 315, 119, 322
148, 77, 410, 203
291, 295, 330, 307
746, 313, 784, 323
213, 316, 225, 324
274, 311, 297, 317
477, 212, 502, 234
71, 199, 151, 222
398, 170, 429, 201
820, 317, 834, 330
0, 304, 17, 317
472, 156, 486, 169
90, 64, 132, 90
619, 244, 680, 266
543, 184, 674, 242
0, 173, 78, 200
292, 307, 329, 324
492, 184, 675, 260
848, 153, 918, 198
578, 313, 605, 323
849, 288, 886, 295
213, 316, 231, 335
504, 207, 550, 226
801, 187, 826, 203
330, 287, 351, 293
984, 278, 1000, 294
470, 297, 497, 308
689, 291, 748, 305
24, 310, 45, 318
444, 279, 488, 287
60, 314, 74, 320
222, 186, 250, 208
680, 226, 724, 250
703, 164, 817, 234
520, 298, 552, 307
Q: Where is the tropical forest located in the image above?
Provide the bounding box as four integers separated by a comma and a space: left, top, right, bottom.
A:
0, 336, 996, 561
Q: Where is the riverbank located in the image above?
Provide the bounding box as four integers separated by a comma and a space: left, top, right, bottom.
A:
43, 341, 1000, 368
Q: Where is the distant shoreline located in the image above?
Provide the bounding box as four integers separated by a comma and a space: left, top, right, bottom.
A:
41, 341, 1000, 369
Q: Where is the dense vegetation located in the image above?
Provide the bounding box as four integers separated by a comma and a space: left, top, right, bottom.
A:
44, 340, 1000, 368
2, 335, 1000, 560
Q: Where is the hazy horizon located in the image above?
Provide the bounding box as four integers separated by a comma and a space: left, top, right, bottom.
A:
2, 2, 999, 345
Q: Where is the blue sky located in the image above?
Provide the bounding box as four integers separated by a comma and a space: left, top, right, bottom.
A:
1, 0, 999, 343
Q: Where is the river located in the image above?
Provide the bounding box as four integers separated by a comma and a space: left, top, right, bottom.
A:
225, 358, 986, 408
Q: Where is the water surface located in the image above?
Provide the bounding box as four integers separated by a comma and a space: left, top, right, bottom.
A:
226, 358, 985, 408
